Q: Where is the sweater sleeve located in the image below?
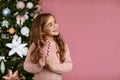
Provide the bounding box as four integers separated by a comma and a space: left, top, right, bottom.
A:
23, 42, 43, 73
50, 44, 73, 74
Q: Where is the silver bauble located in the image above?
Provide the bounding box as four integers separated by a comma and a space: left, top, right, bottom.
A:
2, 8, 11, 16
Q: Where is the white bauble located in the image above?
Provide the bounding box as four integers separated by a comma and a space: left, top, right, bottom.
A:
22, 47, 28, 56
24, 14, 29, 20
2, 8, 11, 16
20, 26, 30, 37
16, 1, 25, 9
26, 2, 33, 9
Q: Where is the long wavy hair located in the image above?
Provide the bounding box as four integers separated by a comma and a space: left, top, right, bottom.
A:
29, 13, 66, 64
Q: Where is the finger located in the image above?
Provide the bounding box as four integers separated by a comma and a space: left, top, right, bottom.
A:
42, 57, 45, 61
45, 56, 49, 61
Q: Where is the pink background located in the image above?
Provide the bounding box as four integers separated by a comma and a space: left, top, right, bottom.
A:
41, 0, 120, 80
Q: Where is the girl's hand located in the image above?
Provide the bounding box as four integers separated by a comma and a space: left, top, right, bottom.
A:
39, 57, 46, 68
45, 56, 53, 69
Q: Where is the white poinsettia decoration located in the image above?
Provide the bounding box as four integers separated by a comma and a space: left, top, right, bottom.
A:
1, 20, 10, 28
6, 34, 28, 58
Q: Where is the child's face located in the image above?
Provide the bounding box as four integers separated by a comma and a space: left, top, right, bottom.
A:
44, 16, 59, 36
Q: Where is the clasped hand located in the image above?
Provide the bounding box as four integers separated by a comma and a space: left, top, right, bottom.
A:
39, 56, 52, 69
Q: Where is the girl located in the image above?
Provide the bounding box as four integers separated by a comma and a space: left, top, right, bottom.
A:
23, 13, 73, 80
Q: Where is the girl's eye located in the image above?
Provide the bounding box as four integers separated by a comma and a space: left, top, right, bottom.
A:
47, 20, 57, 27
49, 23, 53, 26
54, 20, 57, 24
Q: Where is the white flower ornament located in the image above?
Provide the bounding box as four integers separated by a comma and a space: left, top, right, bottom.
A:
1, 20, 10, 28
6, 34, 28, 58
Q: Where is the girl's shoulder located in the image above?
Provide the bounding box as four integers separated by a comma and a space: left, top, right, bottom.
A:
29, 42, 36, 50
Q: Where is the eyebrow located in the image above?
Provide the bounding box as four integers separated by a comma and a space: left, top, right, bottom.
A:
46, 19, 56, 26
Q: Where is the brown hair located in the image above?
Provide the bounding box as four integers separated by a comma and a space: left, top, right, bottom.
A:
29, 13, 66, 63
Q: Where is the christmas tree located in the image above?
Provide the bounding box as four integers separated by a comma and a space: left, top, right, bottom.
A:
0, 0, 41, 79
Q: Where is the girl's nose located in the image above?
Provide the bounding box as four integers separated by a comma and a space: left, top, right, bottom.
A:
55, 23, 59, 28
